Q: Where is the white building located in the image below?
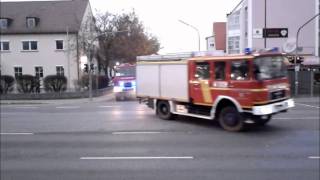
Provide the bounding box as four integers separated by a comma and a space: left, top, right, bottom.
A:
0, 0, 96, 91
205, 36, 216, 51
227, 0, 319, 61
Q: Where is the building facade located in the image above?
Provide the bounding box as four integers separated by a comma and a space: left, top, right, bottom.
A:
206, 22, 226, 52
227, 0, 319, 60
0, 0, 96, 91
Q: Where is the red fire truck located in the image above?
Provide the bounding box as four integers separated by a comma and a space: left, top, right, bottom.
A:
113, 63, 136, 101
136, 50, 295, 132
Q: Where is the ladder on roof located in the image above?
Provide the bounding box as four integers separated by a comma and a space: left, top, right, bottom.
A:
137, 50, 225, 61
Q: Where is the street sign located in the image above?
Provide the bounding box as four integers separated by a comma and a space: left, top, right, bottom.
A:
263, 28, 288, 38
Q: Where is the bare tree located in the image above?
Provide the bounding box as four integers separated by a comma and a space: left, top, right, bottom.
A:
95, 10, 160, 78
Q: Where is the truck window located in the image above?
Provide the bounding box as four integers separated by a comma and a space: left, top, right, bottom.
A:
115, 66, 136, 77
214, 62, 225, 80
195, 62, 210, 80
231, 60, 249, 80
254, 56, 287, 80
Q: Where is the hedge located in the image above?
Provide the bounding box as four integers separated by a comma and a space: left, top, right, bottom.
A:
0, 75, 15, 94
43, 75, 67, 92
15, 75, 40, 93
79, 75, 109, 90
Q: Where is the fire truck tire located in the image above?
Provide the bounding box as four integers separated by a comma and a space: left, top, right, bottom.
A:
157, 101, 174, 120
219, 106, 245, 132
254, 115, 272, 126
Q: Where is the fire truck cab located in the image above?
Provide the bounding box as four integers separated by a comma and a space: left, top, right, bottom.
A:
113, 63, 136, 101
136, 50, 295, 132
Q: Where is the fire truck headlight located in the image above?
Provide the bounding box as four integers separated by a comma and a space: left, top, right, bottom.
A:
259, 107, 273, 115
253, 106, 273, 115
287, 99, 295, 108
113, 86, 122, 93
119, 81, 124, 87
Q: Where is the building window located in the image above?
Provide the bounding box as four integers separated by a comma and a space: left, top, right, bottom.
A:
231, 60, 249, 80
14, 67, 22, 77
22, 41, 38, 51
0, 41, 10, 51
35, 66, 44, 78
56, 40, 64, 50
228, 10, 240, 30
214, 62, 226, 80
56, 66, 64, 76
195, 62, 210, 80
26, 17, 36, 28
228, 36, 240, 54
0, 18, 8, 29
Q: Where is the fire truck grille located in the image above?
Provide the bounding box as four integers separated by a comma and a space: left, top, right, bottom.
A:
124, 82, 132, 88
270, 90, 285, 100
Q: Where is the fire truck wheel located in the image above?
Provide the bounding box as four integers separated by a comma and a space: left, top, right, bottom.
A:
219, 106, 245, 132
157, 101, 174, 120
254, 115, 272, 126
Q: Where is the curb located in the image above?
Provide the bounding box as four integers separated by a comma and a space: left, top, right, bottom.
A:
0, 92, 115, 105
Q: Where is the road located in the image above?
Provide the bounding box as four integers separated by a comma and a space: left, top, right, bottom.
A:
1, 96, 319, 180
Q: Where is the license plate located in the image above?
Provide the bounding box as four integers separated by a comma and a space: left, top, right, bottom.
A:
123, 88, 133, 91
275, 102, 287, 109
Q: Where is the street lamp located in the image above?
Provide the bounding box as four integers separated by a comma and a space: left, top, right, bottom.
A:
178, 20, 201, 51
294, 12, 320, 96
87, 29, 129, 101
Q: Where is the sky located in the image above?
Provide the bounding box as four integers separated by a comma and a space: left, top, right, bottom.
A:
3, 0, 239, 53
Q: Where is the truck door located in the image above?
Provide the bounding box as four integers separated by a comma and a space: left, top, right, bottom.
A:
229, 60, 251, 107
211, 61, 228, 100
189, 62, 212, 104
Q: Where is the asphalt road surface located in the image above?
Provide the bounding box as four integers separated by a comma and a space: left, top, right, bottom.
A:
1, 96, 319, 180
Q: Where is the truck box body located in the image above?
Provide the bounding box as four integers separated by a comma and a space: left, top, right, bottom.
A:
136, 62, 189, 102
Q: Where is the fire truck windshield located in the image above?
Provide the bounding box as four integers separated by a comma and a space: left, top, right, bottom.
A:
254, 56, 287, 80
115, 66, 136, 77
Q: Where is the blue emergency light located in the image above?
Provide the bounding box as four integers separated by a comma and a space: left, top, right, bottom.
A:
244, 48, 252, 55
270, 47, 279, 52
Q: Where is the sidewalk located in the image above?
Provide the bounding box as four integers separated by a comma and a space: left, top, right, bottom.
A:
0, 92, 115, 105
293, 96, 320, 104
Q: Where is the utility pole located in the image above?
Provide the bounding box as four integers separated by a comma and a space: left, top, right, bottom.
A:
88, 45, 93, 101
178, 20, 201, 51
294, 12, 320, 96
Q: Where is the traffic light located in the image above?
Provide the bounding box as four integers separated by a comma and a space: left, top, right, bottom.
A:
296, 56, 304, 64
90, 63, 94, 71
287, 56, 304, 64
84, 64, 88, 72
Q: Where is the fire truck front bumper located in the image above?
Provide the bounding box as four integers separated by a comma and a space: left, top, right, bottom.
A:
252, 99, 295, 115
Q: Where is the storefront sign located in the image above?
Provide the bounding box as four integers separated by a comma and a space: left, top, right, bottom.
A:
263, 28, 288, 38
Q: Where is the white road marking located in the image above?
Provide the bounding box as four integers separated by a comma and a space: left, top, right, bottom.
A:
273, 117, 319, 120
0, 132, 33, 135
112, 131, 165, 135
14, 106, 39, 109
56, 106, 80, 109
80, 156, 194, 160
308, 156, 320, 159
1, 112, 15, 115
98, 106, 120, 108
295, 103, 320, 109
